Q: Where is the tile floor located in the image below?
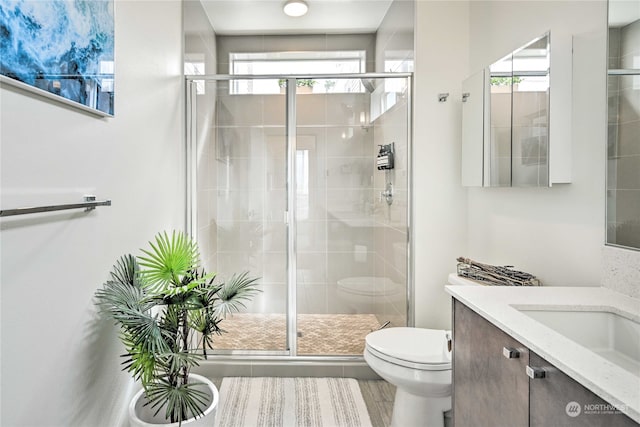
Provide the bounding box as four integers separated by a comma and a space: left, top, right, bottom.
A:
358, 379, 396, 427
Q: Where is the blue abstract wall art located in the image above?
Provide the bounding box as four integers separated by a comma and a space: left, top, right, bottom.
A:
0, 0, 114, 115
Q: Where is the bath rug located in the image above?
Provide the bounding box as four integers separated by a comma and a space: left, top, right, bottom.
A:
215, 377, 373, 427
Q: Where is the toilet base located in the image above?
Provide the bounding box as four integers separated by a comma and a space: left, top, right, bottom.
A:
391, 389, 451, 427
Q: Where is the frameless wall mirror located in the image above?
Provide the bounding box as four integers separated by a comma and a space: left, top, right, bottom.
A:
606, 0, 640, 250
461, 33, 550, 187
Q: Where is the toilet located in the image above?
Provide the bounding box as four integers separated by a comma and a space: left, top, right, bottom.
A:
364, 275, 478, 427
364, 327, 452, 427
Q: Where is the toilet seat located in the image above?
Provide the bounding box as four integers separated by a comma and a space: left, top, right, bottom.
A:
365, 327, 452, 371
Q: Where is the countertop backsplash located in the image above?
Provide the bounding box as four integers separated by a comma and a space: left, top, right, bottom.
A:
602, 245, 640, 299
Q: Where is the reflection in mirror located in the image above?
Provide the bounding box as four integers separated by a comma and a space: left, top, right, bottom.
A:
512, 36, 549, 187
488, 33, 550, 187
606, 0, 640, 250
489, 53, 513, 186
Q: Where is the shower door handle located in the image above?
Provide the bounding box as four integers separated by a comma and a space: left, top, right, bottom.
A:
284, 211, 289, 224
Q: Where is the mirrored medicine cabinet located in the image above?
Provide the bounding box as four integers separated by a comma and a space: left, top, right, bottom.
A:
606, 0, 640, 250
462, 33, 551, 187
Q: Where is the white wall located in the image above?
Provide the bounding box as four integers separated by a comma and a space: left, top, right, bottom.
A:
0, 1, 184, 425
413, 1, 469, 329
466, 1, 607, 287
375, 0, 415, 73
184, 0, 218, 271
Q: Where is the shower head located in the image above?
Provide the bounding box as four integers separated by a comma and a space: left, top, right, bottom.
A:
361, 78, 376, 93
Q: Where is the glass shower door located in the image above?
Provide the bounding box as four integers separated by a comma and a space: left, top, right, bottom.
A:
294, 77, 409, 356
188, 74, 411, 358
189, 78, 289, 353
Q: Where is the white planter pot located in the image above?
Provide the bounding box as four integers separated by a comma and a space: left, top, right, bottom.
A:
129, 374, 219, 427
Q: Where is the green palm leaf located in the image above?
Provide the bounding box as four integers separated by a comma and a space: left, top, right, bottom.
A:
95, 255, 150, 314
138, 231, 200, 293
164, 351, 203, 375
120, 339, 158, 386
189, 308, 223, 358
123, 312, 171, 354
160, 305, 181, 338
214, 272, 261, 317
109, 254, 144, 288
95, 280, 150, 319
145, 379, 211, 424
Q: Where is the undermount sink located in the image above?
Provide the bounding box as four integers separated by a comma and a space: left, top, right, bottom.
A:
514, 307, 640, 376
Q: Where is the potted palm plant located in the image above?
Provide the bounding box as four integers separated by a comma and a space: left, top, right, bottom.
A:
94, 231, 259, 426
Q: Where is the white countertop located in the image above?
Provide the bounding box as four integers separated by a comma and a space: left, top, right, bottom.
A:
445, 274, 640, 423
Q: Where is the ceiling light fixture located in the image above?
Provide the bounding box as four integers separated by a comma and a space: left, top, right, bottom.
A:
283, 0, 308, 17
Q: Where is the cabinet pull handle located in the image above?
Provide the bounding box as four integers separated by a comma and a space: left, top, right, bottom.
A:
502, 347, 520, 359
526, 365, 546, 379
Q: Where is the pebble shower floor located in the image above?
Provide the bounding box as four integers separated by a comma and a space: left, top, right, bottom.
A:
209, 313, 382, 355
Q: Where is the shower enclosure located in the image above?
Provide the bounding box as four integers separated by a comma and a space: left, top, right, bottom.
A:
186, 74, 412, 359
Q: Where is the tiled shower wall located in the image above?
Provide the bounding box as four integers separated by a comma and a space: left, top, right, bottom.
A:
209, 89, 414, 326
372, 96, 409, 327
372, 0, 414, 327
296, 93, 376, 316
211, 34, 384, 319
607, 21, 640, 248
208, 85, 287, 318
211, 87, 382, 317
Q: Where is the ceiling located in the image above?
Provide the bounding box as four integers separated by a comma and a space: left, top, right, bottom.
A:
199, 0, 394, 35
196, 1, 640, 35
609, 0, 640, 27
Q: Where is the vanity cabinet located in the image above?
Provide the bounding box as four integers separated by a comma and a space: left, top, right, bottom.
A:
453, 297, 529, 426
452, 299, 638, 427
528, 351, 637, 427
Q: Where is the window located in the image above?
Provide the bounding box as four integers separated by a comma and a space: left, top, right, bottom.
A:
229, 50, 366, 94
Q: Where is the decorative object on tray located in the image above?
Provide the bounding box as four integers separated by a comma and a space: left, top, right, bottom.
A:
456, 257, 541, 286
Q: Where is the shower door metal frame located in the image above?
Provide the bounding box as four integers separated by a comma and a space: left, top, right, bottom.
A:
186, 80, 196, 242
285, 78, 298, 356
185, 73, 414, 360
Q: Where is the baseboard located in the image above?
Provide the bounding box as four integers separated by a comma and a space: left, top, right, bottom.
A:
192, 356, 381, 380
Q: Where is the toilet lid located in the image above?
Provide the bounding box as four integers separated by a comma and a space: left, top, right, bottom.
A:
365, 327, 451, 366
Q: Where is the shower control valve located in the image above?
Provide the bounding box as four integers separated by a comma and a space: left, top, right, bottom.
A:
380, 182, 393, 206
